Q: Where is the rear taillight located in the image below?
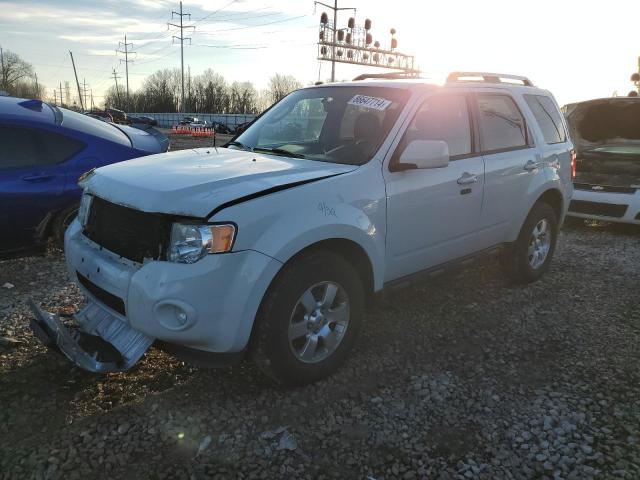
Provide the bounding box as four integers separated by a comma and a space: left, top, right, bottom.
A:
570, 150, 577, 180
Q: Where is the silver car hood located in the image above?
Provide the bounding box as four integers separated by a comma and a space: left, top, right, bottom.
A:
83, 147, 357, 218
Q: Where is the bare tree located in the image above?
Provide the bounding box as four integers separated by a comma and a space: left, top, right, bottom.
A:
229, 81, 257, 114
1, 49, 38, 97
267, 73, 302, 104
102, 67, 300, 114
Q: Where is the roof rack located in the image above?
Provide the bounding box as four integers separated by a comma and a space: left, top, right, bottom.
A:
447, 71, 534, 87
353, 71, 422, 81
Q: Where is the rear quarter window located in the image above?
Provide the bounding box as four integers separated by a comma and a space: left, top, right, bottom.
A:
0, 125, 84, 169
524, 94, 567, 144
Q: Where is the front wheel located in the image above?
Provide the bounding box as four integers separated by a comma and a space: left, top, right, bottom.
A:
251, 250, 364, 385
52, 204, 79, 248
502, 202, 558, 284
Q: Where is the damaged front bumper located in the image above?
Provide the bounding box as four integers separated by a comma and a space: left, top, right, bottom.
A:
29, 299, 154, 373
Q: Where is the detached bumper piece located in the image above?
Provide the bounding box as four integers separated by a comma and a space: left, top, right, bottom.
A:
29, 300, 154, 373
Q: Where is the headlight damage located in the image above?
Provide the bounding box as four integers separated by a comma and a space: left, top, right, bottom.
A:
168, 223, 236, 263
78, 193, 93, 227
80, 194, 235, 264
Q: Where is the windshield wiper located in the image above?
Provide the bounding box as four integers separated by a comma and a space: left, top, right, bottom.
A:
226, 140, 253, 151
253, 147, 306, 159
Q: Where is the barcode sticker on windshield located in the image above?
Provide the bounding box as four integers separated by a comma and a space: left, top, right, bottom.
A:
348, 95, 392, 111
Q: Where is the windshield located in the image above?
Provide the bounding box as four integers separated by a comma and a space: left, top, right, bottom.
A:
232, 86, 410, 165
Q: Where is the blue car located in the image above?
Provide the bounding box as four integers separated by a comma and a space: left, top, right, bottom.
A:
0, 97, 169, 258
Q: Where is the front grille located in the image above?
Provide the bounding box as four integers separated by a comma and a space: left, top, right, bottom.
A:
77, 272, 126, 316
83, 196, 172, 263
569, 200, 628, 218
573, 183, 636, 194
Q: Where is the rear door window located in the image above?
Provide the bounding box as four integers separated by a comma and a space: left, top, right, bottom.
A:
476, 94, 528, 152
524, 95, 567, 144
0, 126, 84, 169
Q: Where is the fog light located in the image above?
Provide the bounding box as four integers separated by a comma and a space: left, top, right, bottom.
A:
154, 300, 196, 331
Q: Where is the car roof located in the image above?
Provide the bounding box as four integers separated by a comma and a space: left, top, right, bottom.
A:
304, 78, 552, 97
0, 96, 56, 124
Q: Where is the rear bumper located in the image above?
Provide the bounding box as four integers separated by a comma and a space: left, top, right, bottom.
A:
567, 188, 640, 224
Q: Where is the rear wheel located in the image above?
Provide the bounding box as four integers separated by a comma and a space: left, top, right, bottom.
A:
502, 202, 557, 284
251, 250, 364, 385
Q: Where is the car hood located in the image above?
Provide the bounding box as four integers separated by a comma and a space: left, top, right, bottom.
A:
83, 147, 357, 218
564, 97, 640, 151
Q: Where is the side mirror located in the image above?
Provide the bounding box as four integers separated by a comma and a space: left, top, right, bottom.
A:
396, 140, 450, 170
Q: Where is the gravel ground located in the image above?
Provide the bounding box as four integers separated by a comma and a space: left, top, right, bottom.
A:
1, 138, 639, 479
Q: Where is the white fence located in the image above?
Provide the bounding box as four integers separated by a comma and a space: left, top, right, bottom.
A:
129, 112, 257, 129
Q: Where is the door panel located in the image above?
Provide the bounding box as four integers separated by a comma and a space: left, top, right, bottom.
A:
0, 125, 82, 253
0, 166, 66, 252
385, 157, 484, 281
471, 93, 539, 247
383, 93, 485, 282
478, 149, 539, 247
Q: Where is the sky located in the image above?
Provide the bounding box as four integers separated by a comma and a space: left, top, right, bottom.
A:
1, 0, 639, 108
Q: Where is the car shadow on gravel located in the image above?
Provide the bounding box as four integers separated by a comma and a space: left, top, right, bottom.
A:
2, 224, 640, 478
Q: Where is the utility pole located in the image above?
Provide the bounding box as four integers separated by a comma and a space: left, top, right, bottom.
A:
169, 1, 194, 113
34, 73, 39, 98
112, 69, 122, 108
53, 89, 57, 105
0, 46, 5, 90
59, 82, 63, 106
117, 35, 134, 111
69, 51, 84, 111
314, 0, 356, 82
83, 78, 88, 110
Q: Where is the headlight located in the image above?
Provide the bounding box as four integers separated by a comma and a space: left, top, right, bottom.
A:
168, 223, 236, 263
78, 193, 92, 227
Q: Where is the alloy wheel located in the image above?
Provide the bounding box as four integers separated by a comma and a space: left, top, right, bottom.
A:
288, 281, 350, 364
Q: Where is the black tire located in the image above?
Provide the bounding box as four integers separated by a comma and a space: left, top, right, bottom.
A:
52, 204, 79, 247
251, 250, 364, 386
501, 202, 558, 284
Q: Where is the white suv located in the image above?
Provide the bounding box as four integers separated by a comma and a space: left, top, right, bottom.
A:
31, 72, 574, 385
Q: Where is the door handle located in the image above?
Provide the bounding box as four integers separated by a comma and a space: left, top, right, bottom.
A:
457, 172, 478, 185
524, 160, 541, 171
22, 174, 53, 182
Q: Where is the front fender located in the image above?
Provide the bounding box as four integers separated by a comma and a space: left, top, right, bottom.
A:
210, 165, 387, 290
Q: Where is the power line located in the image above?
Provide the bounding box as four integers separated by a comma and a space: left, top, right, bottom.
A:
168, 1, 194, 112
192, 0, 240, 24
193, 10, 282, 28
132, 48, 179, 67
196, 14, 310, 34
